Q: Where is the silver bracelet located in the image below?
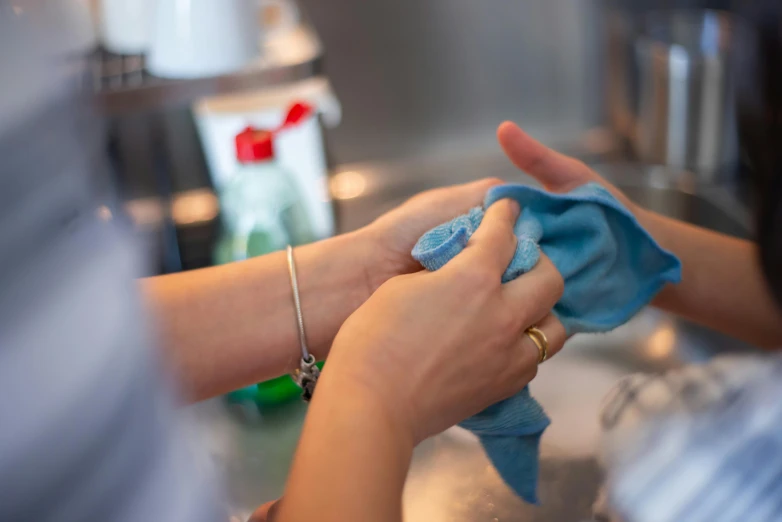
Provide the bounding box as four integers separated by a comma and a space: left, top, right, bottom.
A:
287, 245, 320, 401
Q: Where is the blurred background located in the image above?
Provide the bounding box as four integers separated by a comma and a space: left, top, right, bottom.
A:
76, 0, 754, 276
7, 0, 780, 520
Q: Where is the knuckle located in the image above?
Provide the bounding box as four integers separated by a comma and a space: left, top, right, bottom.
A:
537, 257, 565, 303
526, 149, 548, 173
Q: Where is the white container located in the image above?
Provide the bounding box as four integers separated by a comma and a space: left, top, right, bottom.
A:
148, 0, 259, 79
99, 0, 154, 54
194, 77, 341, 239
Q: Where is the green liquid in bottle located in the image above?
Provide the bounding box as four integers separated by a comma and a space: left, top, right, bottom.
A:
216, 155, 318, 411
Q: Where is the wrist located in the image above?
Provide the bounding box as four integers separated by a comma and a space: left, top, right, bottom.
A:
633, 206, 670, 249
315, 366, 417, 454
280, 363, 414, 522
342, 228, 382, 300
292, 232, 374, 361
348, 226, 396, 296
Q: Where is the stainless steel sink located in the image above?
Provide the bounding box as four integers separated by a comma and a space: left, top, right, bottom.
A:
188, 154, 757, 522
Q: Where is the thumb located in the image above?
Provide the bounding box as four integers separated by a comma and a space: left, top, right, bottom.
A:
497, 121, 596, 192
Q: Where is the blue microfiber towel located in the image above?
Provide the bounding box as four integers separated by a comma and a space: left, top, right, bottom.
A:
411, 182, 682, 503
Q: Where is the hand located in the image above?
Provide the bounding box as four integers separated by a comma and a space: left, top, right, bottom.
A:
496, 121, 782, 349
497, 121, 642, 217
355, 178, 503, 295
322, 199, 566, 444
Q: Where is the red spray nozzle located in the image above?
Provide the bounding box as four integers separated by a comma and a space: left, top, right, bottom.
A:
234, 102, 315, 162
277, 102, 314, 132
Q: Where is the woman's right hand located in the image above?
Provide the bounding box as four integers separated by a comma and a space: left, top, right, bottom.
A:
497, 121, 644, 220
320, 198, 566, 445
495, 120, 782, 349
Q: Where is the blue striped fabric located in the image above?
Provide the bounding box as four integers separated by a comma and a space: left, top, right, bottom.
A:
604, 357, 782, 522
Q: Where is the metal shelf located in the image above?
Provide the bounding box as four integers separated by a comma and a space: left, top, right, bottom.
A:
90, 23, 324, 115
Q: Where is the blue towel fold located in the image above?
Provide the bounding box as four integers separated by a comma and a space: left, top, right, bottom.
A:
411, 182, 682, 503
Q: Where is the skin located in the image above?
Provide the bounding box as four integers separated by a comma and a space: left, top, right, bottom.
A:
250, 122, 782, 521
496, 121, 782, 349
274, 200, 567, 522
142, 177, 558, 402
144, 179, 568, 522
151, 121, 782, 521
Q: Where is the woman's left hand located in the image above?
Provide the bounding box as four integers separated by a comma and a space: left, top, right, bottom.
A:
143, 179, 504, 401
241, 179, 507, 521
355, 177, 503, 294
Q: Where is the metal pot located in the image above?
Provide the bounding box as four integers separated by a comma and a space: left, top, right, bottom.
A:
608, 10, 751, 182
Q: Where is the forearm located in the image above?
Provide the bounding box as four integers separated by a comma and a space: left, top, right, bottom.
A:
640, 209, 782, 348
276, 372, 414, 522
141, 231, 373, 402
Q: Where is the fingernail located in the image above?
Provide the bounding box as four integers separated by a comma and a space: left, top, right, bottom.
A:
508, 199, 521, 217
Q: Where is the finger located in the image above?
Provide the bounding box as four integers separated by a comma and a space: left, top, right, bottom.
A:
516, 313, 567, 363
456, 198, 521, 276
495, 314, 567, 399
497, 121, 596, 191
396, 177, 503, 223
428, 177, 504, 210
502, 254, 564, 324
500, 314, 567, 393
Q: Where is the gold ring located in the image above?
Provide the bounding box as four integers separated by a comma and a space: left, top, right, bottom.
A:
525, 326, 549, 364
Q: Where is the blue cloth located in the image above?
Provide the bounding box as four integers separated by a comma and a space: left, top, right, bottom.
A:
411, 182, 682, 503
